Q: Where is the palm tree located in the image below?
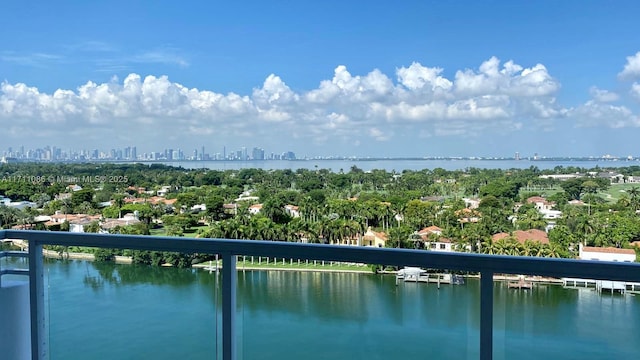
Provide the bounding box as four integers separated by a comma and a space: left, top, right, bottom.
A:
480, 238, 498, 255
628, 186, 640, 211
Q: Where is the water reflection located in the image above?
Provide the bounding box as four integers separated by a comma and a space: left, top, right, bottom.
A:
49, 261, 640, 359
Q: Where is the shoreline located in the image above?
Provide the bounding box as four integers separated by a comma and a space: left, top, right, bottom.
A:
8, 240, 564, 282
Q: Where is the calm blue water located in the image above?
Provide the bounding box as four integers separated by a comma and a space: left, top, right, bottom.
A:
38, 260, 640, 360
131, 159, 638, 172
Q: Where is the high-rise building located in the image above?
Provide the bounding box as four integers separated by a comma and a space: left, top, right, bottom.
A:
515, 152, 520, 161
252, 147, 265, 160
282, 151, 296, 160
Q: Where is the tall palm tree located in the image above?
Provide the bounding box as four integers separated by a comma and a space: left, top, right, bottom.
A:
628, 186, 640, 211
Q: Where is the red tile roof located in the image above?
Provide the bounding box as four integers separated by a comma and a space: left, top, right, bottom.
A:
492, 229, 549, 244
418, 226, 442, 234
582, 246, 636, 255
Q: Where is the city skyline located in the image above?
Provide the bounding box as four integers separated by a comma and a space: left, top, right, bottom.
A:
2, 142, 637, 163
1, 144, 297, 162
1, 1, 640, 157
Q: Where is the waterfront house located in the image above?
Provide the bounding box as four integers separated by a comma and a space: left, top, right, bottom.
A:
69, 216, 101, 233
362, 227, 387, 247
426, 238, 454, 252
578, 244, 635, 262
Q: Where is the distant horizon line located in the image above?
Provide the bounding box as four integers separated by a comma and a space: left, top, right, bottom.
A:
3, 156, 640, 163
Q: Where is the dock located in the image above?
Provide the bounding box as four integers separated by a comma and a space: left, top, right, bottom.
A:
562, 278, 640, 295
396, 268, 464, 286
508, 278, 533, 290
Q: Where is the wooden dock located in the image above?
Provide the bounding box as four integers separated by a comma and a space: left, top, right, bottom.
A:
508, 278, 533, 290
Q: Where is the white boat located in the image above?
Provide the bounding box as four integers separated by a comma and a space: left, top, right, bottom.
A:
396, 267, 426, 280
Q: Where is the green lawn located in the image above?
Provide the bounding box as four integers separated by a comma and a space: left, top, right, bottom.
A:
149, 225, 208, 237
601, 183, 640, 202
196, 258, 374, 272
519, 186, 564, 198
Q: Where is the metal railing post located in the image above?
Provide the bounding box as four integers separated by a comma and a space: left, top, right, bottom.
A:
28, 241, 48, 360
480, 271, 494, 360
222, 253, 237, 360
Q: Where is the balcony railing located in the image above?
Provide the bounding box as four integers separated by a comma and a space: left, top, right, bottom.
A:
1, 229, 640, 360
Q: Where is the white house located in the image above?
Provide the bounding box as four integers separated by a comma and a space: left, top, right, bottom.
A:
462, 198, 481, 209
156, 186, 172, 197
284, 204, 300, 218
579, 244, 636, 262
425, 238, 454, 252
415, 226, 455, 252
527, 196, 555, 211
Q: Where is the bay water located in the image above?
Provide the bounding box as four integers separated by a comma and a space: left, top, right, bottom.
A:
40, 260, 640, 360
129, 159, 638, 172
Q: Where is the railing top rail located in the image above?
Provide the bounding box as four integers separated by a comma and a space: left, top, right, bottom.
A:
0, 269, 29, 278
3, 230, 640, 282
0, 250, 29, 259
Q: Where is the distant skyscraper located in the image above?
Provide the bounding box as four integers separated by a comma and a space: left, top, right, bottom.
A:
252, 147, 265, 160
515, 152, 520, 161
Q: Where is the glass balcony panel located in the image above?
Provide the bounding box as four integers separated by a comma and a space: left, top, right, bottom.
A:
44, 248, 220, 359
237, 260, 478, 359
493, 276, 640, 359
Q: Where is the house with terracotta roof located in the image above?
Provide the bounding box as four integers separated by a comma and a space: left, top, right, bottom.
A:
456, 208, 481, 224
412, 226, 456, 252
45, 213, 101, 232
526, 196, 562, 219
361, 227, 387, 247
69, 215, 101, 233
248, 204, 263, 215
526, 196, 555, 211
492, 229, 550, 244
417, 226, 443, 239
100, 213, 141, 233
578, 244, 636, 262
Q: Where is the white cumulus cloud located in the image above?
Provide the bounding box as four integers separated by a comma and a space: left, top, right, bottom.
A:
589, 86, 620, 103
618, 51, 640, 80
0, 57, 572, 150
569, 101, 640, 128
631, 82, 640, 100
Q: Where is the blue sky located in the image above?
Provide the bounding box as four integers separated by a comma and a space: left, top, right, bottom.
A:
2, 0, 640, 158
